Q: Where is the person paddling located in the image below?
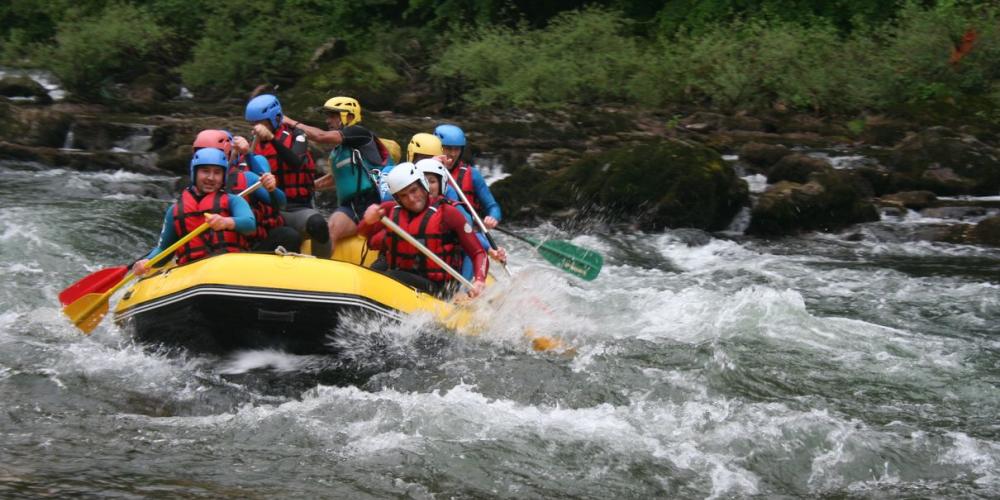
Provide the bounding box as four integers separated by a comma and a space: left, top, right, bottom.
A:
415, 158, 506, 280
132, 148, 256, 276
284, 96, 394, 253
434, 124, 502, 229
245, 94, 330, 258
358, 164, 488, 298
192, 130, 300, 253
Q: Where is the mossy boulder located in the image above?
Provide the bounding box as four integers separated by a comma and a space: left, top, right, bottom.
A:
738, 142, 790, 169
0, 102, 72, 148
492, 138, 749, 231
767, 153, 832, 183
859, 116, 912, 146
747, 170, 879, 236
887, 127, 1000, 195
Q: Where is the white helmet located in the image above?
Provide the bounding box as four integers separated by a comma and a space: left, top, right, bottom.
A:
415, 158, 448, 184
385, 162, 428, 195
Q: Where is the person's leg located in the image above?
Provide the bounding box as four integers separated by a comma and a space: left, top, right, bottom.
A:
252, 226, 301, 253
305, 211, 332, 258
327, 210, 358, 249
283, 208, 331, 259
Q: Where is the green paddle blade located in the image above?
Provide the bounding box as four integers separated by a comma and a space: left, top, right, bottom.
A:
535, 239, 603, 281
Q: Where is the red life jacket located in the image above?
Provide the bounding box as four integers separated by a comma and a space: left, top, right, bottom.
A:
226, 168, 284, 242
253, 125, 316, 205
449, 160, 480, 212
384, 200, 462, 283
171, 188, 249, 265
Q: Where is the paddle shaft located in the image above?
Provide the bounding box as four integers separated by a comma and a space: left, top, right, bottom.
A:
494, 227, 538, 246
71, 181, 263, 329
441, 168, 511, 276
495, 227, 602, 275
380, 216, 475, 291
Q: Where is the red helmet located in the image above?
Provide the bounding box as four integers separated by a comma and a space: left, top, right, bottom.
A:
192, 130, 232, 157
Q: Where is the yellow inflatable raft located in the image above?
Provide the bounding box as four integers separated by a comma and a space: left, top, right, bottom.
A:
113, 237, 476, 354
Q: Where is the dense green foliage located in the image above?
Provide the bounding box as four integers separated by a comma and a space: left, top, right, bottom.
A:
2, 0, 998, 116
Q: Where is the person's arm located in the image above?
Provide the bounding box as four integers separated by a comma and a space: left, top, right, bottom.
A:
283, 116, 343, 146
441, 204, 488, 283
248, 154, 270, 175
357, 202, 393, 237
143, 207, 178, 260
133, 206, 179, 275
271, 129, 309, 169
267, 184, 286, 210
471, 167, 502, 221
227, 195, 256, 234
368, 228, 387, 251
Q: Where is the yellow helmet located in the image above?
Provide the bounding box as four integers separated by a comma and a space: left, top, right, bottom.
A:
380, 138, 402, 164
322, 96, 361, 127
407, 133, 443, 163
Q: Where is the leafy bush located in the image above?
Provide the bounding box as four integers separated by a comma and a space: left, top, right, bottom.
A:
43, 2, 168, 97
431, 8, 642, 108
869, 1, 1000, 106
634, 17, 872, 112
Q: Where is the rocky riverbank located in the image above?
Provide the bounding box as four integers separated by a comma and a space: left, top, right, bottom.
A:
3, 72, 1000, 247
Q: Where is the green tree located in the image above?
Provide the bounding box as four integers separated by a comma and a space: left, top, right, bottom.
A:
44, 2, 169, 97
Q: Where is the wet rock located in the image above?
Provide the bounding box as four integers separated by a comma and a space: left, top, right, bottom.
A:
680, 112, 726, 132
0, 102, 72, 148
770, 114, 847, 136
70, 122, 143, 151
0, 141, 162, 174
859, 116, 911, 146
879, 191, 937, 210
888, 127, 1000, 195
971, 216, 1000, 246
492, 138, 749, 231
768, 153, 832, 183
738, 142, 790, 169
920, 206, 988, 220
746, 170, 879, 236
0, 76, 52, 104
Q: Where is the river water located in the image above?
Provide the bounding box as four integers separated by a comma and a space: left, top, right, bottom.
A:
1, 158, 998, 498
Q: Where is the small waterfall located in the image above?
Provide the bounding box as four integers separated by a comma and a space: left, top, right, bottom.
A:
475, 155, 509, 185
61, 124, 75, 150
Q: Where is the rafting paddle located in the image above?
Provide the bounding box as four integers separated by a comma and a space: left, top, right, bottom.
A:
380, 216, 475, 291
494, 228, 603, 281
58, 265, 129, 306
63, 181, 264, 334
441, 168, 511, 277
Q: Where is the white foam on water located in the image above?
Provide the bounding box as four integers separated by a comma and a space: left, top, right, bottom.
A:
940, 432, 1000, 487
55, 339, 211, 400
101, 193, 144, 201
742, 173, 768, 193
655, 234, 756, 272
939, 194, 1000, 202
1, 263, 43, 274
217, 350, 320, 374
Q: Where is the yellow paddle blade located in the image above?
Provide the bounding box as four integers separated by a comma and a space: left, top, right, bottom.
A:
62, 293, 110, 335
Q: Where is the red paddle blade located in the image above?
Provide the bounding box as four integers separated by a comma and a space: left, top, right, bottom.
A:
59, 266, 128, 306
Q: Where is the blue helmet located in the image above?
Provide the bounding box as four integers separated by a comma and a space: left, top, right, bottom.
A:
189, 147, 229, 184
434, 124, 466, 147
245, 94, 283, 130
